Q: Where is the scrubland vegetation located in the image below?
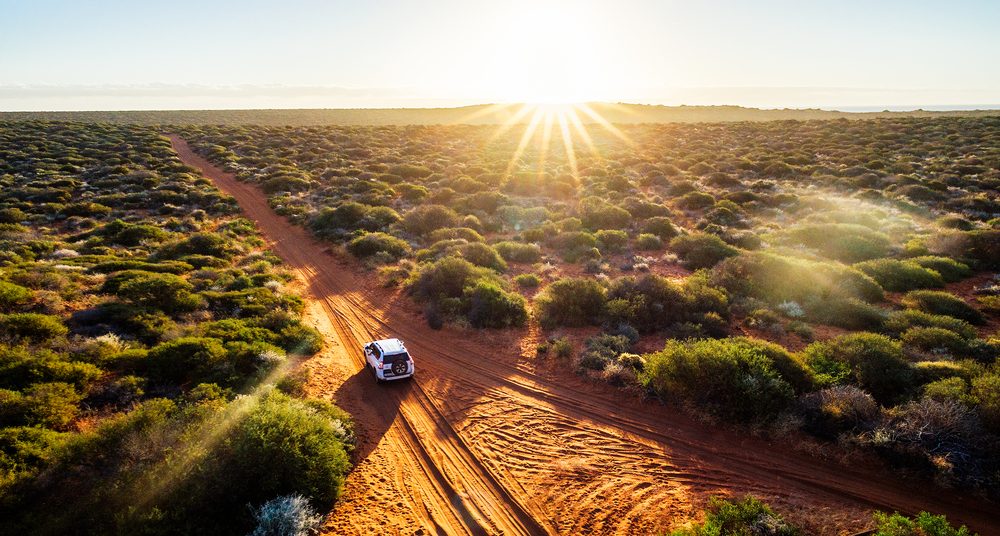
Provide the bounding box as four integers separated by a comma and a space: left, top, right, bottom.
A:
183, 115, 1000, 498
0, 122, 351, 535
671, 496, 976, 536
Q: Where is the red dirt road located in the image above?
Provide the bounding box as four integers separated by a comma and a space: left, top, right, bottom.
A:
168, 136, 999, 536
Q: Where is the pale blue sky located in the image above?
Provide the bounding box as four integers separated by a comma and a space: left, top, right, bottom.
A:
1, 0, 998, 110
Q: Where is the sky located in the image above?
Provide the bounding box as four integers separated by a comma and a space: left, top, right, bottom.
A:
1, 0, 999, 110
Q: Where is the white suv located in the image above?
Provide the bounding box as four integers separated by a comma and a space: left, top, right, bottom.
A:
363, 338, 415, 382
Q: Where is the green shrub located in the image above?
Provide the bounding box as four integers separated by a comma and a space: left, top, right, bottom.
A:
854, 259, 944, 291
147, 337, 228, 384
0, 345, 101, 388
634, 233, 664, 251
641, 338, 796, 422
276, 322, 323, 355
595, 229, 629, 254
579, 197, 630, 230
806, 297, 887, 330
227, 391, 351, 506
346, 232, 410, 260
463, 280, 528, 328
902, 290, 982, 324
513, 273, 540, 288
901, 327, 969, 357
0, 313, 68, 344
642, 216, 678, 240
0, 280, 32, 311
427, 227, 483, 243
669, 233, 738, 269
0, 425, 67, 485
535, 277, 607, 327
909, 256, 971, 283
549, 231, 598, 262
104, 271, 204, 314
928, 230, 1000, 270
605, 274, 728, 334
669, 496, 800, 536
21, 382, 82, 430
799, 385, 880, 439
454, 242, 507, 272
872, 511, 974, 536
802, 333, 914, 404
780, 223, 891, 262
155, 232, 234, 260
676, 191, 715, 210
883, 309, 976, 339
408, 257, 498, 303
96, 219, 169, 246
712, 251, 884, 305
402, 204, 460, 236
494, 241, 542, 263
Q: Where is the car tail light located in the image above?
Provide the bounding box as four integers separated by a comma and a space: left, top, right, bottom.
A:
376, 362, 383, 369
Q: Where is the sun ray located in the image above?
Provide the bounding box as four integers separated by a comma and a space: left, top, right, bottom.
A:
565, 107, 601, 159
450, 102, 517, 125
556, 110, 579, 179
504, 106, 545, 177
538, 109, 555, 178
487, 103, 538, 144
576, 103, 633, 146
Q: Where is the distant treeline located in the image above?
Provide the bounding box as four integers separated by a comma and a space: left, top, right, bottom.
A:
2, 103, 999, 126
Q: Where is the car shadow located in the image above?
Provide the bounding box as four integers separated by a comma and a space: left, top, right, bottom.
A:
333, 365, 409, 462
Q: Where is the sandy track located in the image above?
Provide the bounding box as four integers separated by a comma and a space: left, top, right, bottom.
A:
169, 136, 998, 536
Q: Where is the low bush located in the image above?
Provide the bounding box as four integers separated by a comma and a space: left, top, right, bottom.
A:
0, 281, 31, 312
780, 223, 891, 262
155, 232, 235, 260
248, 494, 322, 536
103, 271, 204, 314
604, 274, 729, 334
668, 496, 799, 536
799, 385, 880, 439
676, 191, 715, 210
806, 297, 887, 330
641, 338, 797, 422
146, 337, 228, 384
872, 511, 975, 536
579, 197, 631, 230
535, 277, 607, 327
670, 233, 739, 269
902, 290, 983, 324
402, 204, 461, 236
513, 273, 540, 288
634, 233, 664, 251
802, 333, 914, 404
0, 313, 68, 344
463, 280, 528, 328
346, 232, 410, 260
310, 202, 399, 237
901, 327, 969, 358
595, 229, 629, 254
909, 256, 971, 283
883, 309, 977, 340
494, 241, 542, 263
549, 231, 599, 262
854, 259, 944, 292
712, 251, 884, 306
642, 216, 678, 240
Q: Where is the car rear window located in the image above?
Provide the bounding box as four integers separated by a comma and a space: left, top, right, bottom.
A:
382, 352, 410, 363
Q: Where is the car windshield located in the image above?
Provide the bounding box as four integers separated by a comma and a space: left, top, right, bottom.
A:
383, 352, 410, 363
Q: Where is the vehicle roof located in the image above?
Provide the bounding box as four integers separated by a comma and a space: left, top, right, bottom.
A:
372, 338, 406, 354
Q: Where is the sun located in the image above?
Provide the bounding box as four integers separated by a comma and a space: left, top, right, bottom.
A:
482, 3, 613, 104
